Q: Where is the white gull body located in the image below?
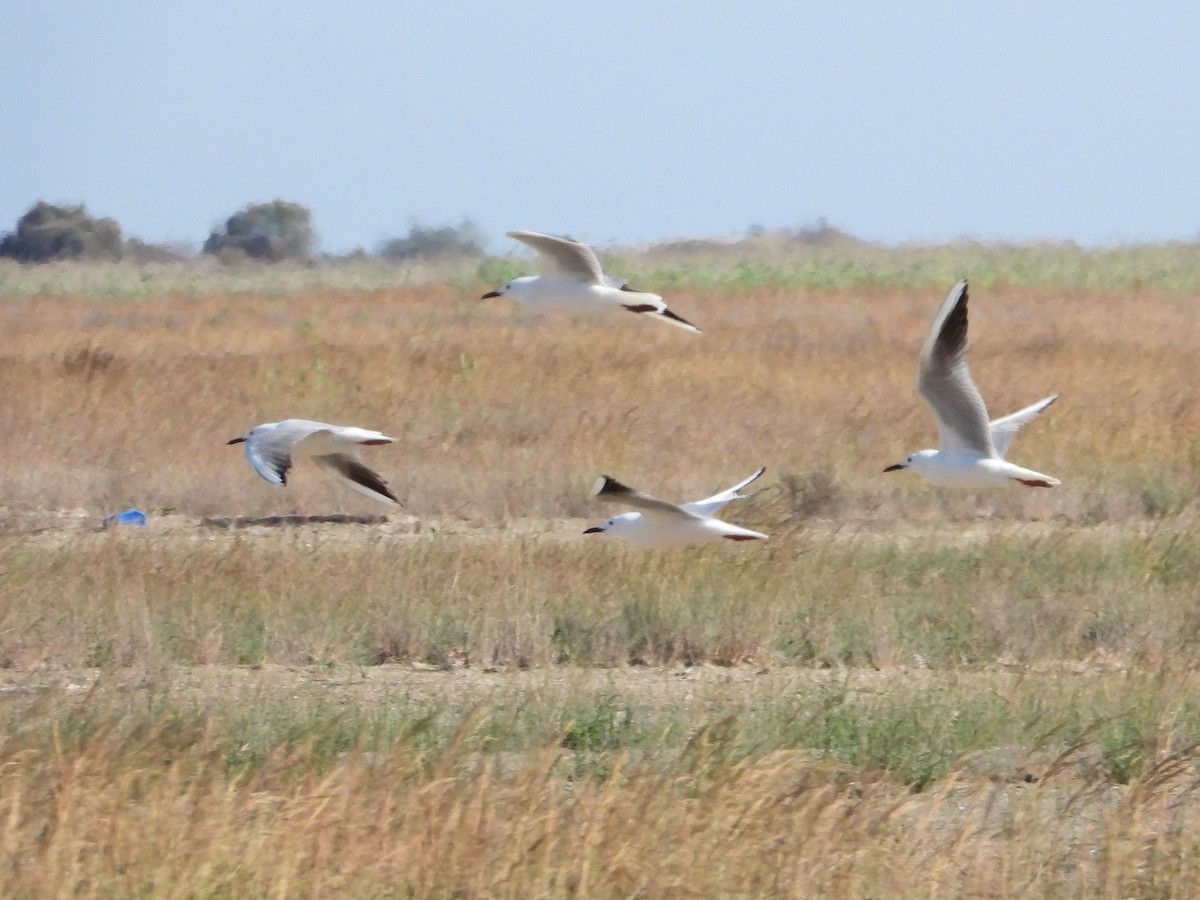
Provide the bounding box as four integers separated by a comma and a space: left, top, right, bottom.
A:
482, 231, 701, 333
228, 419, 400, 506
584, 468, 768, 548
885, 281, 1060, 488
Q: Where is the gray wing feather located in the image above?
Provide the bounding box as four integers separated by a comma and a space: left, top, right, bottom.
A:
245, 440, 291, 485
917, 281, 996, 456
244, 421, 329, 485
681, 468, 766, 517
990, 395, 1058, 458
507, 231, 605, 283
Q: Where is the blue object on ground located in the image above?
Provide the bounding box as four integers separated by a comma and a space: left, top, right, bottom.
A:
103, 508, 147, 527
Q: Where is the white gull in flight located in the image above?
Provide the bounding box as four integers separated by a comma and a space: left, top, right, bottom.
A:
228, 419, 401, 506
884, 280, 1060, 488
482, 231, 701, 333
584, 468, 768, 547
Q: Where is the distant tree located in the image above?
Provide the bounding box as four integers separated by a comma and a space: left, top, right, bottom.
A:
378, 219, 486, 262
0, 201, 124, 262
203, 200, 315, 262
789, 218, 859, 246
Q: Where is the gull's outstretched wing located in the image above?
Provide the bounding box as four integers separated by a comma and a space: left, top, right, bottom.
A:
241, 420, 328, 485
990, 395, 1058, 459
917, 280, 996, 456
233, 419, 398, 506
591, 475, 699, 521
507, 231, 605, 283
681, 467, 766, 517
310, 454, 400, 506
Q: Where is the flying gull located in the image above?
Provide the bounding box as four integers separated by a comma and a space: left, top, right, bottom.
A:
227, 419, 401, 506
884, 280, 1060, 488
584, 468, 768, 547
482, 231, 701, 333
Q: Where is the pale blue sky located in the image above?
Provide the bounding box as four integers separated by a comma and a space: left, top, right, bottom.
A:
3, 2, 1198, 253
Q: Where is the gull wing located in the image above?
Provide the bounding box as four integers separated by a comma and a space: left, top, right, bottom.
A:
310, 454, 400, 506
591, 475, 700, 522
990, 395, 1058, 458
507, 231, 605, 284
681, 467, 766, 517
242, 420, 327, 485
917, 280, 996, 456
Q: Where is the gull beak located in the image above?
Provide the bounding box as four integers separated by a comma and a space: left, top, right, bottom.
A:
481, 290, 502, 299
883, 463, 906, 472
227, 437, 246, 445
582, 526, 605, 535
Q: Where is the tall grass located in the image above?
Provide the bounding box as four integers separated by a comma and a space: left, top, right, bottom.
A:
1, 525, 1198, 671
3, 667, 1200, 896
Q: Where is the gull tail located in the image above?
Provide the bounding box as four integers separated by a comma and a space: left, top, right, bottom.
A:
337, 427, 398, 446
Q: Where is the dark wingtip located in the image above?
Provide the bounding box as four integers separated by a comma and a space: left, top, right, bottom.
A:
936, 282, 970, 357
619, 302, 701, 333
335, 458, 400, 505
591, 475, 632, 498
659, 306, 701, 332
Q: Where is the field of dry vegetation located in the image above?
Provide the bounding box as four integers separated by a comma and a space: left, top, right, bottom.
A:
1, 252, 1199, 896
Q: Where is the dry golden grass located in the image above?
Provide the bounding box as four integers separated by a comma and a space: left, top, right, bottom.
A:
4, 666, 1200, 897
6, 724, 1198, 897
2, 275, 1200, 895
1, 282, 1196, 520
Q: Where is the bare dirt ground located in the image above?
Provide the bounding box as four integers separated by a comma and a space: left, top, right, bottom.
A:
4, 504, 1184, 549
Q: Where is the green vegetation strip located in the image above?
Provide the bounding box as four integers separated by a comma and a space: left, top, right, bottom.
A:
4, 238, 1200, 297
5, 667, 1198, 791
